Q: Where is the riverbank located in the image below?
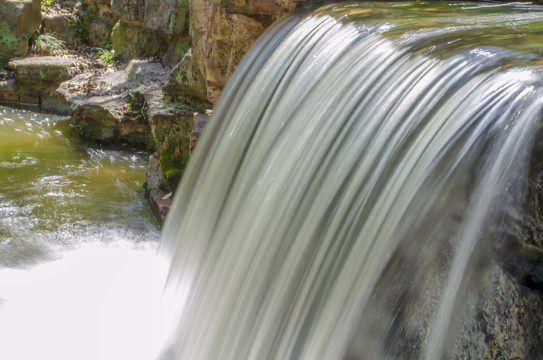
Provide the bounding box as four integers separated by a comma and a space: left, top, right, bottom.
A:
1, 0, 306, 223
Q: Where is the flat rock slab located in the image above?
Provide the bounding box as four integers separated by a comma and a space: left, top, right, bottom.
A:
57, 59, 172, 145
9, 56, 77, 84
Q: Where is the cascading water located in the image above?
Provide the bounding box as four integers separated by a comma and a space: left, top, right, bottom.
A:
159, 2, 543, 360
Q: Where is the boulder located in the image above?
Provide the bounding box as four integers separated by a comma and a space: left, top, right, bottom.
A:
110, 0, 144, 22
111, 19, 168, 59
163, 48, 209, 106
58, 59, 171, 145
70, 94, 149, 144
0, 78, 20, 102
163, 35, 190, 67
8, 56, 77, 112
144, 0, 189, 36
42, 13, 78, 45
0, 0, 42, 63
146, 93, 195, 189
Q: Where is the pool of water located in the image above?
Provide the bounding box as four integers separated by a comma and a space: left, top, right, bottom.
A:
0, 104, 166, 360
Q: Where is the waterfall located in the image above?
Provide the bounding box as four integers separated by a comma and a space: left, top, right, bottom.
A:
159, 3, 543, 359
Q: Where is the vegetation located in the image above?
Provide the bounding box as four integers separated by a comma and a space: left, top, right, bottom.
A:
91, 40, 121, 63
41, 0, 54, 13
32, 33, 66, 55
73, 13, 93, 44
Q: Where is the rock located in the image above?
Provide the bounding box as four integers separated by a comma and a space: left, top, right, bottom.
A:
111, 19, 168, 59
146, 92, 195, 189
145, 153, 172, 225
189, 0, 299, 103
58, 59, 171, 145
89, 16, 116, 45
163, 48, 209, 106
0, 0, 42, 62
190, 111, 209, 155
0, 79, 20, 101
110, 0, 144, 22
143, 0, 189, 36
163, 35, 190, 67
8, 56, 77, 112
70, 94, 149, 144
9, 56, 76, 84
42, 13, 78, 45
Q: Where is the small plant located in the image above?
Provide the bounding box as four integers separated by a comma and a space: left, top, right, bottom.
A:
41, 0, 54, 12
91, 41, 120, 64
32, 33, 66, 55
72, 13, 93, 45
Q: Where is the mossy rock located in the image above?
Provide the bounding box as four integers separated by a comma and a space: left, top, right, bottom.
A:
0, 0, 42, 62
143, 0, 189, 36
163, 48, 210, 108
146, 95, 198, 190
111, 19, 168, 59
110, 0, 144, 22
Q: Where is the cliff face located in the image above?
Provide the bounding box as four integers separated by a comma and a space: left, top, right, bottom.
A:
187, 0, 298, 103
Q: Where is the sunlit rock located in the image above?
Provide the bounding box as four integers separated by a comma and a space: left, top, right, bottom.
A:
0, 0, 42, 62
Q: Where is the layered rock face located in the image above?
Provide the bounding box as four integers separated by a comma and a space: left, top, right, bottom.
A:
166, 0, 298, 104
0, 0, 41, 62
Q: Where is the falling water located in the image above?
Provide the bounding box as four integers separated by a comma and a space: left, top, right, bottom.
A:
159, 2, 543, 359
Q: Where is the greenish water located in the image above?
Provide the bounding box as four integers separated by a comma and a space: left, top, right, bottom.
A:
0, 104, 165, 360
0, 104, 160, 267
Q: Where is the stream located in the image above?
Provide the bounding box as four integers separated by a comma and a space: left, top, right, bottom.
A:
0, 104, 166, 360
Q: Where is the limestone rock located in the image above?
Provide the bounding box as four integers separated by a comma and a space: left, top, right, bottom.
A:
8, 56, 77, 112
111, 19, 168, 59
163, 35, 190, 67
143, 0, 189, 36
188, 0, 299, 103
9, 56, 76, 85
58, 59, 171, 145
89, 16, 116, 45
145, 153, 172, 225
110, 0, 144, 22
70, 94, 149, 144
0, 79, 20, 102
163, 48, 209, 106
0, 0, 42, 62
42, 13, 77, 45
146, 93, 195, 189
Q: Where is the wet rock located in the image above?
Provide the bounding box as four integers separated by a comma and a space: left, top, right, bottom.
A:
146, 92, 196, 189
145, 153, 172, 225
190, 110, 209, 155
0, 79, 20, 102
111, 19, 168, 59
